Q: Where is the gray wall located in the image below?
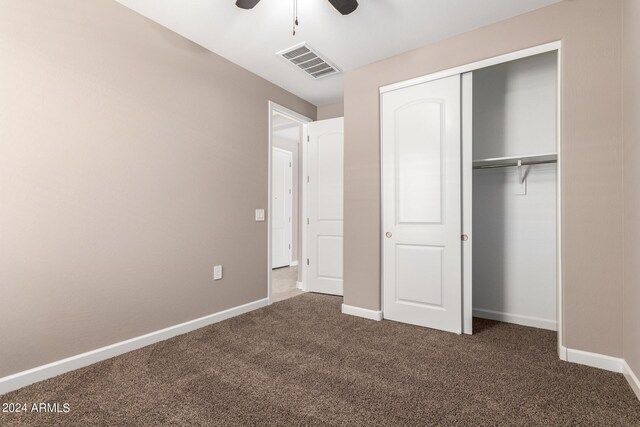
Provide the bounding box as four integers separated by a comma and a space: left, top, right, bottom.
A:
317, 102, 344, 120
343, 0, 625, 357
0, 0, 316, 377
623, 0, 640, 380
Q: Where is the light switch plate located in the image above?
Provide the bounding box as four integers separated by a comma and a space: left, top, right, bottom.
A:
255, 209, 265, 222
213, 265, 222, 280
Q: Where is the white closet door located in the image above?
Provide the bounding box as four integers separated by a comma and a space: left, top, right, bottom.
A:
382, 75, 462, 333
272, 147, 292, 269
306, 118, 344, 295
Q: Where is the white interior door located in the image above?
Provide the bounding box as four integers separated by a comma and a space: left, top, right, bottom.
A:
382, 75, 462, 333
306, 117, 344, 295
272, 147, 292, 269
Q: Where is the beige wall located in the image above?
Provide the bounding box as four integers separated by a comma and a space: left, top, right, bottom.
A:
624, 0, 640, 376
317, 102, 344, 120
0, 0, 315, 377
343, 0, 624, 356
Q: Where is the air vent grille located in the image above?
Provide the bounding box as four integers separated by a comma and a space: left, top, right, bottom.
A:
277, 43, 340, 80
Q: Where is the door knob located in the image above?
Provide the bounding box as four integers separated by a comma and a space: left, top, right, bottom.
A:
461, 234, 469, 241
385, 232, 392, 238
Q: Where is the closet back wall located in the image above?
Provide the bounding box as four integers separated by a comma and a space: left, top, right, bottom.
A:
473, 165, 557, 329
344, 0, 624, 357
0, 0, 316, 378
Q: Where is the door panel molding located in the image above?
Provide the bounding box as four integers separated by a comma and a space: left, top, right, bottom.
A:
306, 118, 344, 296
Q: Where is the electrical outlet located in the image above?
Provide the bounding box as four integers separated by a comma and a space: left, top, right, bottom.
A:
213, 265, 223, 280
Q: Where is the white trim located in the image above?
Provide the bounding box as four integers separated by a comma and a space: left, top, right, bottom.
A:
301, 125, 309, 294
341, 304, 383, 321
380, 41, 561, 94
565, 348, 624, 373
473, 308, 557, 331
272, 146, 294, 269
558, 344, 568, 361
268, 101, 312, 306
623, 361, 640, 401
290, 260, 299, 267
0, 298, 269, 396
461, 72, 473, 335
555, 47, 565, 359
379, 89, 385, 320
269, 101, 314, 124
296, 281, 305, 291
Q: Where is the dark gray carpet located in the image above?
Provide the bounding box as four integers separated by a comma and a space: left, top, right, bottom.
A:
1, 293, 639, 426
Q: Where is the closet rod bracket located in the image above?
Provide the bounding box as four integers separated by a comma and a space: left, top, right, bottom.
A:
516, 159, 527, 195
517, 160, 525, 184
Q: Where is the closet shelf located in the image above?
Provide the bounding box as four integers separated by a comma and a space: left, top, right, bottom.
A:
472, 153, 557, 170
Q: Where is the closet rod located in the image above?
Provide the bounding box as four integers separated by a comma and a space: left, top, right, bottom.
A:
472, 159, 557, 170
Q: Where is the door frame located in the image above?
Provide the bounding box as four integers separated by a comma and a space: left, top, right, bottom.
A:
379, 41, 565, 358
268, 101, 312, 305
271, 146, 294, 268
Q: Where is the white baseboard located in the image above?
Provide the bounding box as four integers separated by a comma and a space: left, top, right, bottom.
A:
473, 308, 557, 331
296, 281, 305, 291
341, 304, 383, 321
558, 344, 568, 361
0, 298, 269, 396
623, 361, 640, 400
290, 260, 299, 267
565, 347, 624, 373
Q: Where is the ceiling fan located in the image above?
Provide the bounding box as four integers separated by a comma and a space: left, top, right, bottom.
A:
236, 0, 359, 16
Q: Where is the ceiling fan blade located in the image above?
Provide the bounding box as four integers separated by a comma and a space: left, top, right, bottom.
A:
327, 0, 358, 15
235, 0, 261, 9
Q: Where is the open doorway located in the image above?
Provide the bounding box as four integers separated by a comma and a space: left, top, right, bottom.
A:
268, 102, 311, 303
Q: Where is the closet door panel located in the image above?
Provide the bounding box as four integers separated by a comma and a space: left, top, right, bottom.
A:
382, 75, 462, 334
395, 244, 444, 306
396, 101, 443, 224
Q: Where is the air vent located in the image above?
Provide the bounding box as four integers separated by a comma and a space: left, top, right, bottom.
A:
277, 43, 341, 80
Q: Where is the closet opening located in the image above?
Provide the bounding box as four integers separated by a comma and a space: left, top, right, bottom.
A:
463, 51, 559, 336
380, 42, 562, 354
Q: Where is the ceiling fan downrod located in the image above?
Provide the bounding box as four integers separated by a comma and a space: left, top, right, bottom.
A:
293, 0, 299, 36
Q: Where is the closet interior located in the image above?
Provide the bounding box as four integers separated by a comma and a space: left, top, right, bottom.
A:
469, 51, 558, 332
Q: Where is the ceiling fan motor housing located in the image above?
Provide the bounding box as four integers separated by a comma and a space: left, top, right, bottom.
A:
235, 0, 359, 15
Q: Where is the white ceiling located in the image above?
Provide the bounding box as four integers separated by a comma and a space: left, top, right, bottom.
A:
115, 0, 561, 106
